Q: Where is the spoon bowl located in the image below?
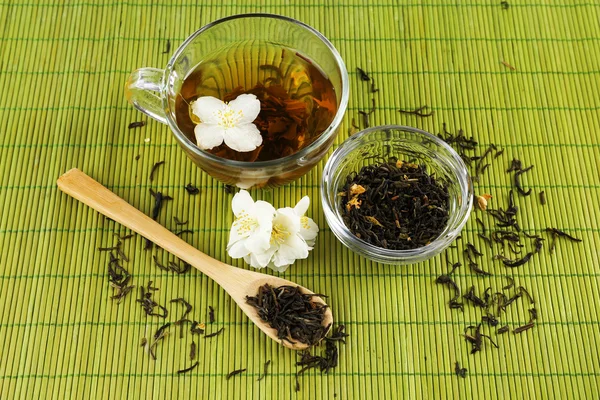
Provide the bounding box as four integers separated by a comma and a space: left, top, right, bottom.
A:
57, 168, 333, 350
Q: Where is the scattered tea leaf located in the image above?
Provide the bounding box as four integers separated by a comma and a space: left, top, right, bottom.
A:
370, 80, 379, 93
454, 362, 467, 378
435, 274, 464, 311
170, 298, 192, 321
173, 216, 188, 225
463, 324, 498, 354
149, 161, 165, 182
149, 189, 172, 220
153, 255, 169, 272
190, 321, 205, 335
539, 191, 546, 205
497, 325, 510, 334
356, 67, 370, 81
546, 228, 582, 254
257, 360, 271, 381
204, 327, 225, 339
226, 368, 247, 380
190, 341, 196, 360
463, 286, 487, 308
185, 183, 200, 195
513, 322, 534, 334
502, 276, 515, 291
177, 361, 199, 374
398, 105, 434, 117
128, 121, 146, 129
495, 252, 534, 268
136, 281, 168, 318
514, 165, 533, 196
162, 39, 171, 54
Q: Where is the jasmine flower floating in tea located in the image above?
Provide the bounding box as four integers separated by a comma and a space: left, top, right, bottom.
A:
175, 46, 337, 162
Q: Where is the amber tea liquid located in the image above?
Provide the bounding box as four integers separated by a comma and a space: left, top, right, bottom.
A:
175, 41, 337, 162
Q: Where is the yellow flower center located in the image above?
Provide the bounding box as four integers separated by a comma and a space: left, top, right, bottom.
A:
216, 107, 244, 129
300, 216, 311, 230
234, 212, 256, 235
271, 223, 291, 244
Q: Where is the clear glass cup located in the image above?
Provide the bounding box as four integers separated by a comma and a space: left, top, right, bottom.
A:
321, 125, 473, 265
125, 13, 349, 189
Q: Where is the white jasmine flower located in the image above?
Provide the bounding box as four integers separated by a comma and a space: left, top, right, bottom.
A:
266, 208, 310, 272
226, 190, 275, 261
227, 192, 319, 273
191, 94, 262, 152
265, 197, 319, 273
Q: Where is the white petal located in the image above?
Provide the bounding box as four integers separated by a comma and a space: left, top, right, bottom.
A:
273, 235, 309, 267
227, 238, 250, 258
222, 124, 263, 152
194, 123, 225, 150
227, 224, 244, 248
251, 245, 278, 268
244, 230, 272, 254
244, 253, 266, 269
254, 201, 276, 225
228, 93, 261, 124
275, 208, 301, 234
293, 196, 310, 216
267, 261, 290, 273
231, 190, 255, 216
299, 216, 319, 244
191, 96, 225, 124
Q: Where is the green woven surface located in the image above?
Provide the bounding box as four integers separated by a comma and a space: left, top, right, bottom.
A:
1, 1, 599, 398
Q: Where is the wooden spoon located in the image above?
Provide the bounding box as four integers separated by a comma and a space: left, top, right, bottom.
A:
57, 168, 332, 350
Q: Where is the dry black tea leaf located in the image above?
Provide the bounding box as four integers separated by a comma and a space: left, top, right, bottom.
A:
356, 67, 370, 81
247, 285, 329, 345
226, 368, 246, 380
149, 161, 165, 182
398, 105, 434, 118
204, 327, 225, 338
162, 39, 171, 54
257, 360, 271, 382
340, 159, 449, 250
170, 298, 192, 321
128, 121, 146, 129
454, 362, 467, 378
185, 183, 199, 195
208, 306, 215, 324
177, 361, 199, 374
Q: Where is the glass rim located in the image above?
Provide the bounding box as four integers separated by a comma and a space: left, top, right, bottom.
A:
321, 125, 473, 264
161, 13, 350, 169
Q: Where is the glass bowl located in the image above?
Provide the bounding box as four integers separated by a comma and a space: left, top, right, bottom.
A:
320, 125, 473, 265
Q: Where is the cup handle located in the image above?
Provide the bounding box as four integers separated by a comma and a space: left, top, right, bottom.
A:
125, 68, 168, 124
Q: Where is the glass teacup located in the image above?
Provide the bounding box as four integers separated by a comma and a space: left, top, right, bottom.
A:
126, 13, 349, 189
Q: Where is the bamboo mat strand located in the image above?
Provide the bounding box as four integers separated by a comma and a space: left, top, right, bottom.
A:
0, 1, 599, 399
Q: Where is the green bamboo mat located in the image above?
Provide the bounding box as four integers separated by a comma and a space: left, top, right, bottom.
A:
1, 1, 599, 398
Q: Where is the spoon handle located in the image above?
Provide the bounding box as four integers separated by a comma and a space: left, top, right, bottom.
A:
56, 168, 234, 283
57, 168, 331, 351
